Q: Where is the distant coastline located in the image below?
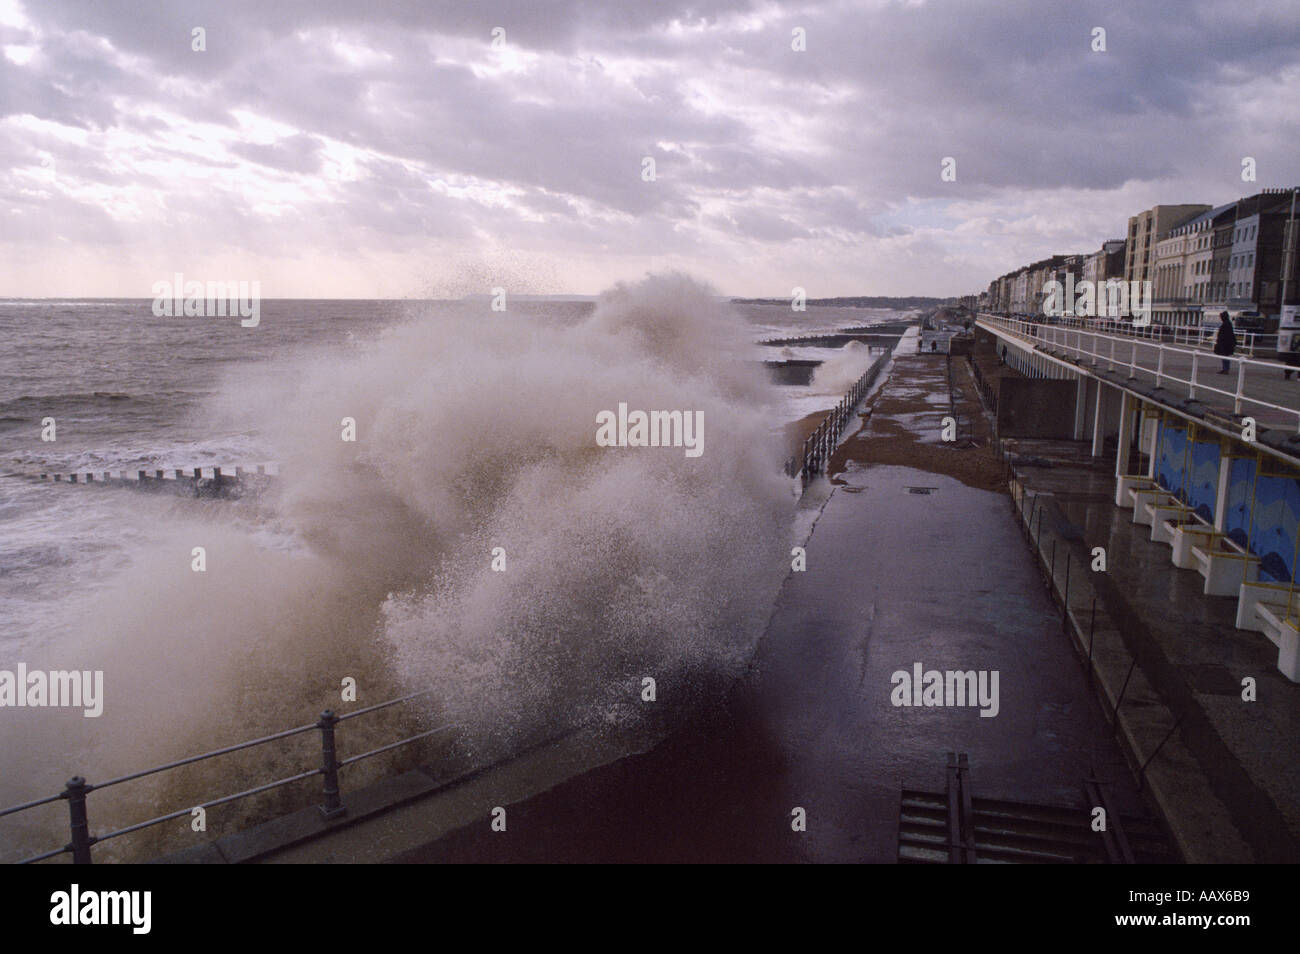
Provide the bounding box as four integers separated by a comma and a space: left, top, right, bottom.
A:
730, 295, 950, 310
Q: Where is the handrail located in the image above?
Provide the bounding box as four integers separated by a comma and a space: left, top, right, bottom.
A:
95, 720, 320, 791
1, 694, 457, 865
978, 314, 1300, 434
784, 351, 890, 485
985, 312, 1276, 357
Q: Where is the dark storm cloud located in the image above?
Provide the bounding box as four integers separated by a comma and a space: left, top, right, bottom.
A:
0, 0, 1297, 294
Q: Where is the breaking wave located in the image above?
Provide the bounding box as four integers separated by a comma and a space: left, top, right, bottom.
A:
0, 272, 793, 859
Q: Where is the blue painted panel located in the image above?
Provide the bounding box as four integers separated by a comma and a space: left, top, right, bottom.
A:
1224, 456, 1256, 548
1187, 440, 1220, 522
1157, 421, 1188, 500
1251, 475, 1300, 583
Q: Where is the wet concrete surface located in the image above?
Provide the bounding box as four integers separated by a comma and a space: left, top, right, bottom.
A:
393, 459, 1142, 863
1008, 443, 1300, 862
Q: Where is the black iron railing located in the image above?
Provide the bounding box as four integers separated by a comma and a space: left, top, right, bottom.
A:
784, 354, 889, 485
0, 689, 454, 864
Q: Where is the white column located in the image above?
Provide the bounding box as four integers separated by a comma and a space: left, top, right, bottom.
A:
1092, 381, 1107, 456
1146, 412, 1159, 479
1115, 392, 1134, 476
1074, 376, 1088, 440
1213, 454, 1232, 533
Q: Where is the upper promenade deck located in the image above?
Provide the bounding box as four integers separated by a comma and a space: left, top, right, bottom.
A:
977, 314, 1300, 445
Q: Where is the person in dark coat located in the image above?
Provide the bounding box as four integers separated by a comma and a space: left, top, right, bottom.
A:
1213, 311, 1236, 373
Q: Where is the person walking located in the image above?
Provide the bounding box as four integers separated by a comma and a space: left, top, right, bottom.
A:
1214, 311, 1236, 374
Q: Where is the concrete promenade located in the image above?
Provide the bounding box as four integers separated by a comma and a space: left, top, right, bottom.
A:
378, 354, 1146, 863
1005, 442, 1300, 862
161, 340, 1299, 864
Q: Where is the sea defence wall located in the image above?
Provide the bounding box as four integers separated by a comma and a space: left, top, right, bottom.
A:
996, 379, 1077, 439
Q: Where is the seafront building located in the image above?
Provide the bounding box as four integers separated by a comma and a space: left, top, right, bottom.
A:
980, 188, 1299, 329
1083, 240, 1126, 288
1125, 204, 1212, 289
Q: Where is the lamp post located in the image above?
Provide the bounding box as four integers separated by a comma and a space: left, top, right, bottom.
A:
1279, 187, 1298, 376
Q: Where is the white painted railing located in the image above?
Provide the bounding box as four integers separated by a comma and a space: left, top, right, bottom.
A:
987, 313, 1276, 357
978, 314, 1300, 434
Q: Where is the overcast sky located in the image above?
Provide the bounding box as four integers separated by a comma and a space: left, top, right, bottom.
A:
2, 0, 1298, 298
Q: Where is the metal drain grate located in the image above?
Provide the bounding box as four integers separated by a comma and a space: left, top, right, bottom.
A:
906, 486, 939, 495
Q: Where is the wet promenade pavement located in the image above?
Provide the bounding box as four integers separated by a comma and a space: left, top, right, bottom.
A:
1006, 442, 1300, 863
391, 358, 1144, 863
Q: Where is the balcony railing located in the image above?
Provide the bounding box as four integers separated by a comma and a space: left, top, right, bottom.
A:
977, 314, 1300, 434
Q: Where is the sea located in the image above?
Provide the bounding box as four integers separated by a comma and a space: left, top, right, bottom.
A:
0, 279, 909, 860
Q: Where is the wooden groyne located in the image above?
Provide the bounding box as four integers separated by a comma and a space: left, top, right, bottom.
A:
30, 465, 278, 499
761, 330, 908, 349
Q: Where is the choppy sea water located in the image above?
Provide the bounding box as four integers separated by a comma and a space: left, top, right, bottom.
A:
0, 285, 904, 859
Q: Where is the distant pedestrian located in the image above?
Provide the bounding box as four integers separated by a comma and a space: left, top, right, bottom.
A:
1000, 345, 1007, 365
1213, 311, 1236, 374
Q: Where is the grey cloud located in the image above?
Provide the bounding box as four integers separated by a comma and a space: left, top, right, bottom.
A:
229, 133, 325, 174
2, 0, 1298, 295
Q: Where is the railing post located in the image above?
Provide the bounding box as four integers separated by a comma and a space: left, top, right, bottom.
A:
1188, 352, 1197, 400
317, 709, 347, 820
63, 776, 94, 864
1062, 552, 1071, 634
1235, 360, 1246, 415
1155, 348, 1165, 388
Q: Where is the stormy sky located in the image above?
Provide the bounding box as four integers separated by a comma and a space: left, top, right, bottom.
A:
1, 0, 1297, 298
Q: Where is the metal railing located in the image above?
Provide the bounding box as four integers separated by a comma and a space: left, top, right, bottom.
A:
784, 354, 888, 484
986, 313, 1276, 357
978, 314, 1300, 433
0, 690, 455, 864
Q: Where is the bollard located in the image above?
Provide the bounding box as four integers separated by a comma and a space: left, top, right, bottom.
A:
317, 710, 347, 820
63, 776, 94, 864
